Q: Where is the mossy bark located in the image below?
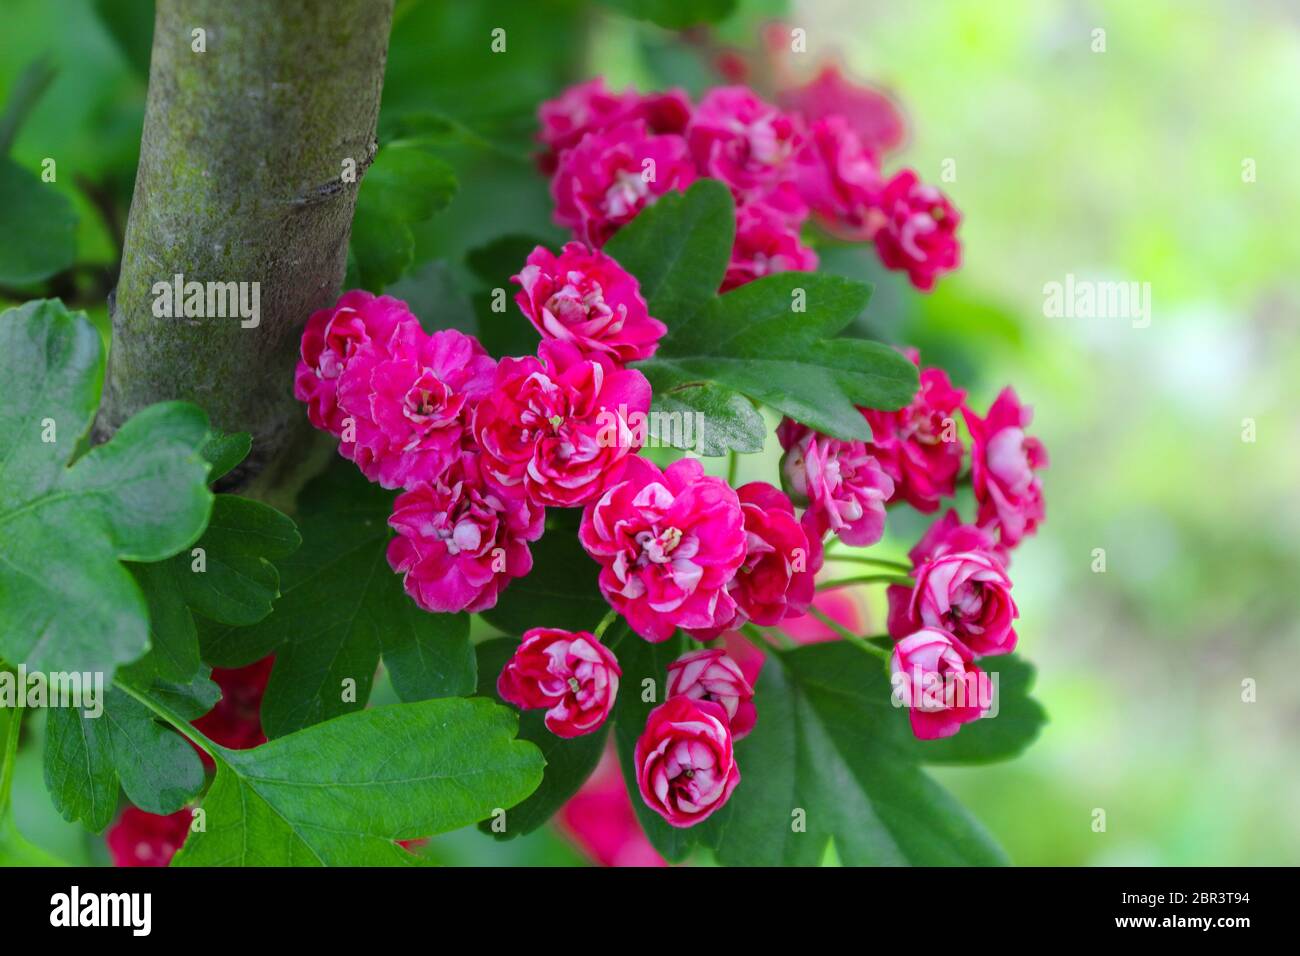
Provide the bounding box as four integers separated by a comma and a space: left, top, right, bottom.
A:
96, 0, 395, 486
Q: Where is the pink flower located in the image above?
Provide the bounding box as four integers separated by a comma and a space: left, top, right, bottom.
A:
965, 387, 1048, 548
536, 78, 691, 173
907, 508, 1007, 568
887, 550, 1018, 656
559, 745, 666, 866
513, 242, 667, 363
579, 457, 746, 642
665, 648, 757, 739
473, 340, 651, 508
107, 807, 192, 867
795, 115, 883, 240
635, 696, 740, 827
778, 420, 895, 547
386, 454, 544, 614
863, 351, 966, 512
189, 656, 273, 769
687, 86, 806, 217
890, 627, 988, 740
778, 64, 907, 156
727, 481, 819, 629
294, 291, 421, 434
872, 169, 961, 291
497, 627, 621, 738
551, 121, 696, 247
722, 202, 819, 291
337, 328, 496, 490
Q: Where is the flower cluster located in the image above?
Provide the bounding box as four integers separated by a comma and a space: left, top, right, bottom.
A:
284, 71, 1041, 839
774, 365, 1046, 742
295, 254, 661, 615
536, 77, 961, 292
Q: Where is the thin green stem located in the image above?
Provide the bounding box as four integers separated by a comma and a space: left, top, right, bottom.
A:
113, 679, 219, 758
738, 623, 773, 654
740, 622, 794, 652
818, 573, 915, 591
807, 606, 890, 661
0, 701, 22, 817
726, 450, 739, 487
824, 554, 913, 572
593, 608, 620, 640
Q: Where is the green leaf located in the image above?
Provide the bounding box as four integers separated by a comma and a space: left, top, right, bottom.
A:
906, 654, 1047, 765
466, 233, 551, 286
202, 460, 474, 738
0, 157, 78, 285
1, 706, 66, 866
129, 561, 201, 683
642, 272, 917, 441
606, 181, 919, 445
172, 698, 544, 866
174, 496, 301, 626
706, 643, 1008, 866
474, 638, 608, 840
144, 668, 223, 722
642, 375, 768, 457
380, 608, 474, 706
604, 180, 734, 324
478, 520, 608, 635
386, 259, 478, 335
200, 431, 252, 483
598, 0, 739, 30
351, 145, 458, 292
126, 433, 298, 683
465, 233, 553, 359
0, 300, 213, 677
44, 686, 205, 833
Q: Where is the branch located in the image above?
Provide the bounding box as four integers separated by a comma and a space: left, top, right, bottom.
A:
95, 0, 396, 488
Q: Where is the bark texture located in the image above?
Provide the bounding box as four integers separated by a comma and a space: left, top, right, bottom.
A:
97, 0, 395, 485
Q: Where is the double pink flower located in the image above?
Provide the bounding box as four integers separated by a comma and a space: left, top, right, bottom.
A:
293, 290, 421, 439
634, 696, 740, 828
513, 242, 667, 364
966, 387, 1048, 548
778, 419, 895, 548
386, 453, 544, 615
551, 120, 697, 247
472, 339, 651, 508
664, 648, 757, 740
339, 328, 496, 490
864, 351, 967, 513
890, 628, 989, 740
498, 628, 621, 738
579, 457, 747, 642
872, 169, 962, 292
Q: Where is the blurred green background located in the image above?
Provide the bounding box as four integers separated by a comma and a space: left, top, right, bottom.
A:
3, 0, 1297, 865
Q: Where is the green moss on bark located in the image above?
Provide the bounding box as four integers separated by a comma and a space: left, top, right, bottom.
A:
97, 0, 395, 486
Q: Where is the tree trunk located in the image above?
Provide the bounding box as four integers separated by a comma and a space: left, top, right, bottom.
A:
96, 0, 395, 487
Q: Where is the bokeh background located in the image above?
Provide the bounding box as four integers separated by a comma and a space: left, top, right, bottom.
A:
3, 0, 1298, 865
